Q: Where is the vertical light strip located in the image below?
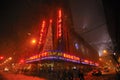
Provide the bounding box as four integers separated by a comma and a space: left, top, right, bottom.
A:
42, 19, 53, 52
38, 20, 46, 45
57, 9, 62, 38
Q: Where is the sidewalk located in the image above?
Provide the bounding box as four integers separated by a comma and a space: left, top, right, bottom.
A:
0, 72, 47, 80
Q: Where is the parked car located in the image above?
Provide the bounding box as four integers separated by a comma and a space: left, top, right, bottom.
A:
91, 69, 102, 76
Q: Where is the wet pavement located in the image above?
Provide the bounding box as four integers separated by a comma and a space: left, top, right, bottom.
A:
0, 72, 117, 80
85, 74, 116, 80
0, 72, 46, 80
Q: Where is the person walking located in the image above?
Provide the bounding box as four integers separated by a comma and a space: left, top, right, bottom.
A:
67, 69, 73, 80
78, 69, 84, 80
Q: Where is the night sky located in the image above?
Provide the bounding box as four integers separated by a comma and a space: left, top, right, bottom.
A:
0, 0, 45, 59
0, 0, 112, 61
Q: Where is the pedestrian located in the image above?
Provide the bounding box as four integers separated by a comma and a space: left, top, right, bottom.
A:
61, 69, 67, 80
116, 71, 120, 80
67, 69, 73, 80
78, 69, 84, 80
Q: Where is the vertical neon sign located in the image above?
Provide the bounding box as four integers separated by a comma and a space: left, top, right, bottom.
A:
38, 20, 46, 45
57, 9, 62, 38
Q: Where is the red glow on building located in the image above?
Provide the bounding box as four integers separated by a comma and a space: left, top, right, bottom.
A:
95, 63, 99, 66
50, 19, 52, 23
25, 8, 99, 67
58, 10, 61, 18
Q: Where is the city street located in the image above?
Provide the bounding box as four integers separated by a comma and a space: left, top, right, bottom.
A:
0, 72, 117, 80
0, 72, 46, 80
0, 0, 120, 80
85, 74, 116, 80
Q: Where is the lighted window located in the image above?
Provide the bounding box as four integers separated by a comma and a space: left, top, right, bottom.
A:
75, 42, 79, 50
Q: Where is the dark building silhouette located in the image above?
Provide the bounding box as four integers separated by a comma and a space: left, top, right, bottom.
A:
102, 0, 120, 63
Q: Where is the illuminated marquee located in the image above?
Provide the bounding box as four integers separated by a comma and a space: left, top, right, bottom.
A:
26, 52, 80, 63
63, 53, 80, 61
26, 52, 99, 66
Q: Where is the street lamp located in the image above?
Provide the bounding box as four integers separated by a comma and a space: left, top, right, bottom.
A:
31, 39, 37, 45
103, 49, 108, 55
99, 58, 102, 61
8, 57, 12, 60
103, 49, 107, 53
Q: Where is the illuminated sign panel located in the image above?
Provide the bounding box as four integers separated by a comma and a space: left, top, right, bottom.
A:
57, 9, 62, 38
26, 52, 80, 63
38, 20, 46, 45
63, 53, 80, 61
26, 52, 99, 66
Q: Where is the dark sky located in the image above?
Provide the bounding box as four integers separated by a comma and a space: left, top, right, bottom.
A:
0, 0, 45, 59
